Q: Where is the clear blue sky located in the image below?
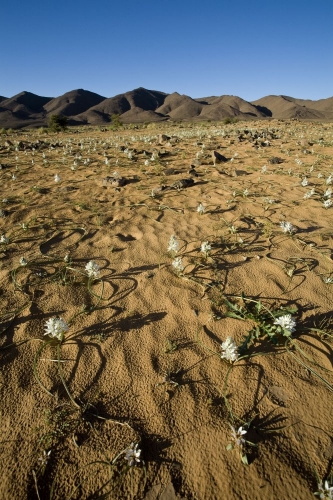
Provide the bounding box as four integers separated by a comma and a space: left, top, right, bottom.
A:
2, 0, 333, 101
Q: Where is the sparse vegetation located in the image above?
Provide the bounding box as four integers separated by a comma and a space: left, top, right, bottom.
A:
0, 119, 333, 499
48, 114, 68, 132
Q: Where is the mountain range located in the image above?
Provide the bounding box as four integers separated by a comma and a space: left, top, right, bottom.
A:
1, 87, 333, 129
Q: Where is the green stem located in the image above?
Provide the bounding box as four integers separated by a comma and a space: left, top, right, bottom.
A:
57, 343, 80, 408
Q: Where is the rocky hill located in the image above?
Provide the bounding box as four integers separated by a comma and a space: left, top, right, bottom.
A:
1, 87, 332, 128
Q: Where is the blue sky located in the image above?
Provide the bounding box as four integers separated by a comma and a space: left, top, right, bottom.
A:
2, 0, 333, 101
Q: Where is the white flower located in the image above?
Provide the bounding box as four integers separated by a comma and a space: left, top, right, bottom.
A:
85, 260, 100, 278
243, 189, 249, 197
304, 188, 315, 199
263, 197, 275, 204
301, 177, 308, 187
197, 203, 205, 214
322, 276, 333, 284
124, 442, 141, 467
230, 425, 247, 447
54, 174, 61, 183
38, 450, 52, 467
12, 174, 16, 181
324, 188, 332, 198
19, 257, 28, 266
221, 337, 239, 362
323, 199, 332, 209
315, 480, 333, 499
168, 235, 180, 253
172, 257, 184, 273
273, 314, 297, 333
326, 174, 333, 185
261, 165, 267, 173
280, 221, 295, 234
0, 234, 9, 244
44, 317, 69, 341
144, 159, 150, 166
200, 241, 211, 256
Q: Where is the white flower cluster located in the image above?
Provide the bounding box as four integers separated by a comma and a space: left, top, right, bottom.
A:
273, 314, 297, 334
85, 260, 100, 279
124, 442, 141, 467
304, 188, 315, 199
38, 450, 52, 467
280, 221, 295, 234
0, 234, 9, 244
197, 203, 205, 214
221, 337, 239, 362
168, 234, 180, 253
301, 177, 308, 187
172, 257, 184, 273
200, 241, 211, 256
230, 425, 247, 447
315, 480, 333, 499
322, 185, 332, 207
44, 317, 69, 341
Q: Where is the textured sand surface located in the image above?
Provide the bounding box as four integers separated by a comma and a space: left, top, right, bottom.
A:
0, 120, 332, 499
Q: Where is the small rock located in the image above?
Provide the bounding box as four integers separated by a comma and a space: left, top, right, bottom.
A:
212, 151, 228, 164
157, 134, 171, 144
269, 156, 284, 164
102, 176, 126, 187
169, 178, 194, 190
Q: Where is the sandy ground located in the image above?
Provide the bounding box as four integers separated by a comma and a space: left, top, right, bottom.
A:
0, 120, 332, 500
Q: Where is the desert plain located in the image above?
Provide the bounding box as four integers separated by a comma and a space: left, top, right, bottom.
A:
0, 118, 333, 500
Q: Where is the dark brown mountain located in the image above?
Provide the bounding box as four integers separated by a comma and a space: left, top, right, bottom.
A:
1, 87, 333, 129
0, 91, 52, 114
251, 95, 333, 120
196, 95, 267, 120
44, 89, 106, 117
156, 92, 203, 119
281, 96, 333, 114
74, 87, 167, 124
0, 91, 53, 128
